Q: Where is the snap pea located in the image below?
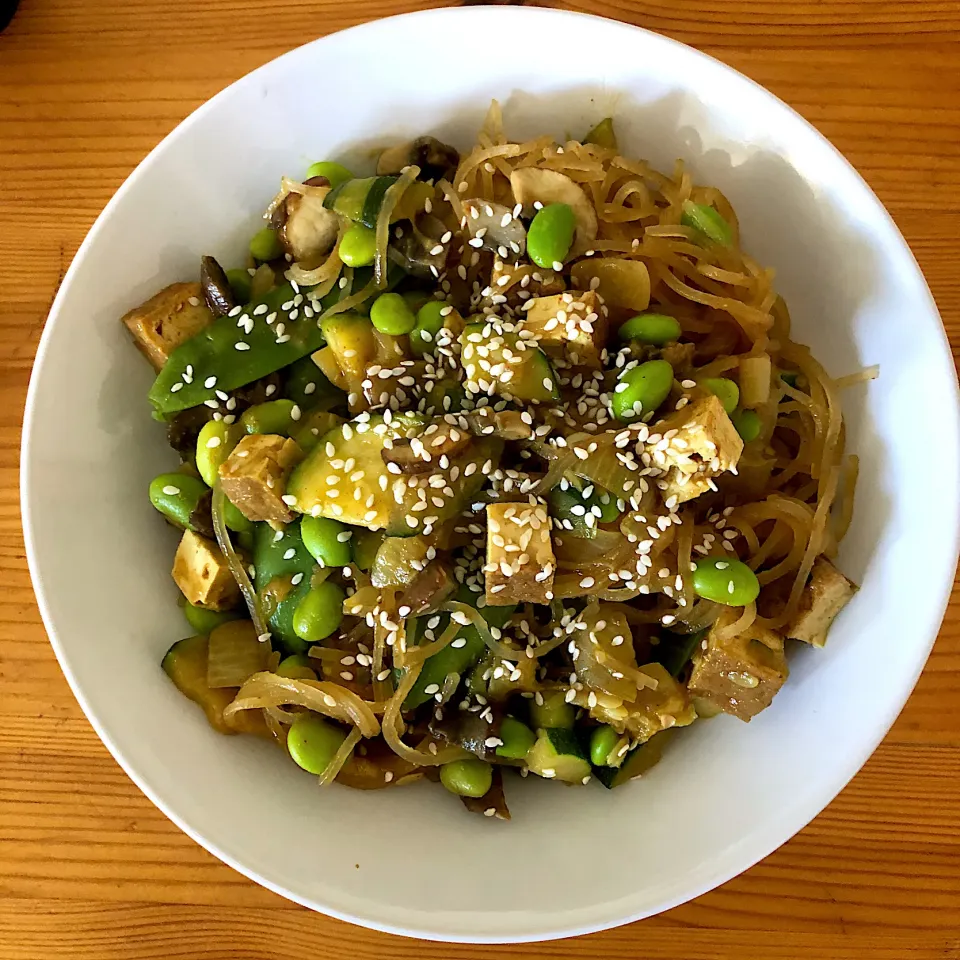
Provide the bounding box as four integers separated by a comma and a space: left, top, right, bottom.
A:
149, 473, 209, 531
617, 313, 682, 345
223, 499, 254, 534
283, 355, 343, 411
611, 359, 674, 422
339, 224, 377, 268
530, 690, 575, 730
691, 556, 760, 606
589, 725, 620, 767
300, 515, 352, 567
439, 758, 493, 798
183, 601, 240, 635
293, 581, 345, 643
703, 377, 739, 415
241, 399, 298, 436
527, 202, 576, 269
496, 717, 536, 760
410, 300, 448, 356
287, 713, 350, 775
195, 420, 243, 487
225, 268, 252, 304
253, 519, 316, 653
681, 200, 732, 246
370, 292, 417, 335
275, 654, 318, 681
732, 408, 761, 443
249, 227, 284, 262
305, 160, 353, 188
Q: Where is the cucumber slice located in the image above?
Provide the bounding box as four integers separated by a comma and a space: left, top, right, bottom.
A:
460, 321, 560, 404
530, 689, 575, 730
323, 176, 399, 229
526, 728, 591, 783
593, 734, 666, 789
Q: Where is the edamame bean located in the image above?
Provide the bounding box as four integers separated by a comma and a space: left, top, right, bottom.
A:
496, 716, 536, 760
241, 399, 298, 436
703, 377, 740, 415
287, 713, 350, 775
196, 420, 243, 488
225, 268, 252, 304
275, 654, 318, 681
305, 160, 352, 188
183, 601, 240, 635
223, 499, 254, 534
293, 581, 345, 643
617, 313, 682, 345
301, 515, 352, 567
529, 690, 575, 730
527, 202, 576, 269
249, 227, 284, 262
681, 200, 732, 246
149, 473, 209, 530
732, 408, 761, 443
439, 758, 493, 798
370, 292, 417, 336
611, 359, 674, 422
339, 224, 377, 267
691, 556, 760, 606
589, 725, 620, 767
410, 300, 447, 355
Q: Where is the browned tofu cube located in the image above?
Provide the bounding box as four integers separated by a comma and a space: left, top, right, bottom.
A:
484, 500, 554, 605
218, 434, 302, 523
172, 530, 239, 610
121, 282, 213, 370
786, 556, 858, 647
688, 609, 788, 721
522, 290, 609, 368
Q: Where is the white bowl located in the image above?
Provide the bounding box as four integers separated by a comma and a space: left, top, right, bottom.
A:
22, 6, 960, 943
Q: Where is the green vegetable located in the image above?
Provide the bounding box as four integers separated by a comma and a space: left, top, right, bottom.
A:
530, 689, 575, 730
253, 519, 316, 653
681, 200, 732, 246
780, 371, 799, 388
653, 628, 707, 677
305, 160, 353, 188
225, 268, 252, 304
527, 202, 576, 269
460, 321, 559, 404
691, 556, 760, 606
300, 515, 352, 567
162, 635, 237, 734
275, 654, 318, 681
293, 581, 345, 643
249, 227, 284, 262
195, 420, 243, 488
496, 717, 536, 760
351, 529, 383, 571
183, 601, 240, 635
589, 725, 620, 767
283, 355, 342, 410
410, 300, 447, 355
401, 290, 431, 314
370, 292, 417, 335
732, 408, 761, 442
584, 117, 617, 150
223, 499, 253, 534
339, 224, 377, 268
611, 359, 674, 422
287, 714, 349, 775
703, 377, 740, 415
241, 399, 299, 436
594, 736, 665, 788
526, 728, 591, 783
618, 313, 682, 345
548, 482, 621, 539
148, 473, 209, 531
440, 758, 493, 798
323, 176, 399, 229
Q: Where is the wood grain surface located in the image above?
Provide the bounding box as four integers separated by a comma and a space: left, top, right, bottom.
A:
1, 1, 959, 957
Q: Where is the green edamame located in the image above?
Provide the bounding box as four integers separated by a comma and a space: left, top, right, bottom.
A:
149, 473, 209, 531
617, 313, 682, 345
530, 690, 575, 730
369, 292, 417, 335
611, 359, 674, 422
287, 713, 350, 775
183, 602, 240, 635
681, 200, 732, 246
410, 300, 447, 355
703, 377, 740, 415
589, 725, 620, 767
300, 515, 352, 567
496, 717, 536, 760
195, 420, 243, 488
305, 160, 352, 188
275, 654, 318, 681
293, 580, 345, 643
691, 556, 760, 606
249, 227, 284, 262
241, 399, 298, 436
225, 268, 252, 304
439, 758, 493, 798
527, 202, 576, 269
732, 408, 761, 443
339, 224, 377, 267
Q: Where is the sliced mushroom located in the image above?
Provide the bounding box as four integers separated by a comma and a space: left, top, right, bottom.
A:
510, 167, 598, 253
377, 136, 460, 183
466, 408, 534, 441
398, 559, 457, 616
275, 190, 339, 263
462, 199, 527, 257
199, 255, 236, 317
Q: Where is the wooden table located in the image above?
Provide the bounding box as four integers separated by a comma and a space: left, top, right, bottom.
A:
1, 1, 959, 956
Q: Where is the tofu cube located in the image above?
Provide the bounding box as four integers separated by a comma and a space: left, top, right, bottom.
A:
218, 434, 302, 523
172, 530, 240, 610
786, 556, 857, 647
121, 282, 213, 370
484, 500, 554, 605
522, 290, 609, 368
688, 609, 788, 721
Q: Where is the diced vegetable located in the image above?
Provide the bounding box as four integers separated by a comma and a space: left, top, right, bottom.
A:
323, 176, 399, 229
594, 735, 666, 789
496, 717, 537, 761
526, 728, 591, 783
530, 690, 575, 730
460, 321, 559, 403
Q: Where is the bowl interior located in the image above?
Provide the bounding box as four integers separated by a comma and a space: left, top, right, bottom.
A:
22, 6, 960, 943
